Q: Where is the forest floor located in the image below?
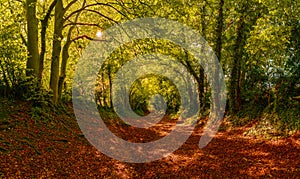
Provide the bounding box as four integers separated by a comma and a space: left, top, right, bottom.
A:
0, 99, 300, 178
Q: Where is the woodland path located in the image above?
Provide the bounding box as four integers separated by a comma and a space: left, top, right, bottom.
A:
0, 101, 299, 178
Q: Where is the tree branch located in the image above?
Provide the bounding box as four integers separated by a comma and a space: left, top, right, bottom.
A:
39, 0, 58, 81
63, 22, 101, 29
42, 0, 58, 23
71, 35, 105, 42
63, 0, 78, 13
85, 9, 118, 23
20, 33, 27, 47
64, 2, 128, 23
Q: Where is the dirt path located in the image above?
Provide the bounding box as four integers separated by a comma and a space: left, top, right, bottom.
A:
0, 104, 300, 178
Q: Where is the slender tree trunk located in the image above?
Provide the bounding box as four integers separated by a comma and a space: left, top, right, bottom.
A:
230, 19, 245, 113
101, 73, 108, 107
213, 0, 224, 116
40, 0, 58, 84
0, 62, 10, 96
39, 21, 46, 83
181, 50, 205, 113
107, 66, 113, 108
50, 0, 64, 103
57, 33, 70, 100
215, 0, 224, 61
58, 37, 71, 99
58, 1, 85, 99
26, 0, 40, 77
199, 0, 207, 110
198, 68, 205, 108
58, 29, 73, 99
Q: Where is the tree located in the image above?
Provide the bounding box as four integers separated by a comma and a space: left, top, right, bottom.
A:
0, 0, 27, 97
20, 0, 126, 102
26, 0, 40, 77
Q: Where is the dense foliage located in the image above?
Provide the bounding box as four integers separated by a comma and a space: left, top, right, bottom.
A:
0, 0, 299, 132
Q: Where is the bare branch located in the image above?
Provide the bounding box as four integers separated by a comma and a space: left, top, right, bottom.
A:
42, 0, 58, 23
64, 2, 128, 23
20, 33, 27, 47
63, 0, 78, 13
85, 9, 118, 23
39, 0, 58, 80
71, 35, 105, 41
63, 22, 101, 29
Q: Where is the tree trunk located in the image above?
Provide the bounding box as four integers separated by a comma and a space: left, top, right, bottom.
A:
101, 73, 108, 107
199, 0, 207, 110
213, 0, 224, 116
58, 0, 85, 100
58, 37, 70, 99
58, 27, 73, 99
215, 0, 224, 61
26, 0, 40, 77
107, 66, 113, 108
230, 19, 245, 114
40, 0, 58, 84
50, 0, 64, 103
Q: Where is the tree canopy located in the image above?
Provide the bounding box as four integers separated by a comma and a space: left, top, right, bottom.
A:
0, 0, 299, 130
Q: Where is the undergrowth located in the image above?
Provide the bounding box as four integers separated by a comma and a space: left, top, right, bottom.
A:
230, 102, 300, 138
